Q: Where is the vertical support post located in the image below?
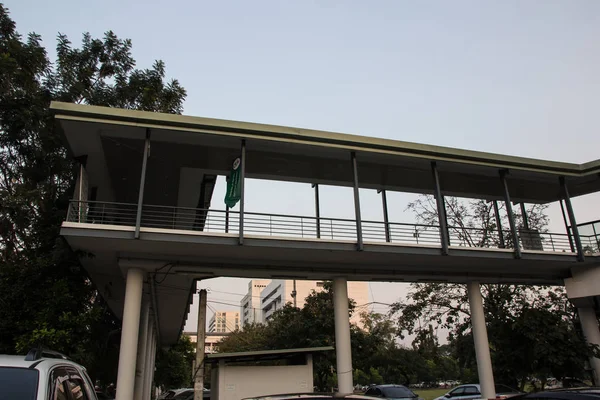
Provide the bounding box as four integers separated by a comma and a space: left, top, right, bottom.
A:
560, 200, 576, 252
492, 201, 505, 249
313, 184, 321, 239
135, 129, 151, 239
578, 307, 600, 385
380, 189, 391, 242
225, 206, 229, 233
195, 289, 208, 400
561, 177, 585, 261
467, 282, 496, 400
351, 152, 363, 251
499, 170, 521, 259
520, 203, 530, 231
142, 322, 154, 400
134, 301, 150, 400
148, 329, 157, 400
431, 162, 449, 255
239, 140, 246, 245
292, 280, 297, 308
115, 268, 145, 400
333, 278, 354, 394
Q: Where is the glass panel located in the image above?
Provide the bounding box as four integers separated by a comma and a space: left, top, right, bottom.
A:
0, 367, 39, 400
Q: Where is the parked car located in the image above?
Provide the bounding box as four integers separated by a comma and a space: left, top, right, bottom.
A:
172, 388, 211, 400
434, 384, 521, 400
546, 378, 590, 390
510, 387, 600, 400
243, 394, 379, 400
364, 384, 421, 400
0, 347, 98, 400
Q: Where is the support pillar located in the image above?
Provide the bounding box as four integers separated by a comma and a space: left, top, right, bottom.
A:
333, 278, 353, 394
379, 189, 391, 242
431, 162, 449, 255
239, 140, 246, 245
115, 268, 145, 400
492, 201, 505, 248
134, 301, 150, 400
135, 129, 151, 239
500, 170, 521, 259
578, 307, 600, 385
351, 152, 363, 251
195, 289, 208, 400
561, 177, 585, 261
142, 323, 154, 400
560, 200, 576, 252
313, 184, 321, 239
148, 330, 157, 400
467, 282, 495, 400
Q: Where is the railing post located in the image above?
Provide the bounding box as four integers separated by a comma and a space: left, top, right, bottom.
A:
239, 139, 246, 245
135, 128, 151, 239
225, 207, 230, 233
560, 177, 585, 262
379, 189, 391, 243
549, 233, 555, 252
351, 152, 363, 251
431, 162, 449, 255
560, 200, 576, 252
520, 202, 530, 231
499, 169, 521, 259
492, 200, 505, 249
313, 184, 321, 239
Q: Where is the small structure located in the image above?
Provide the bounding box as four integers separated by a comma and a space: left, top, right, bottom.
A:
206, 346, 333, 400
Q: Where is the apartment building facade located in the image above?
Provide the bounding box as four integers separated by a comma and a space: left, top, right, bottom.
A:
208, 311, 240, 333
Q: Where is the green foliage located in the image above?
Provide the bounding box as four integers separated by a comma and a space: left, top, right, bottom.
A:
0, 2, 186, 383
155, 336, 196, 390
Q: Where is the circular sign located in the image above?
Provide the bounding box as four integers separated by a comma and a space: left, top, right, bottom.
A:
232, 157, 241, 170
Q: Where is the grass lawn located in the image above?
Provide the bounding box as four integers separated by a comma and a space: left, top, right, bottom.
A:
414, 388, 449, 400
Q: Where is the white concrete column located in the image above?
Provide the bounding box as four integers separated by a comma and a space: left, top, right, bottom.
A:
149, 330, 158, 399
143, 324, 155, 400
578, 307, 600, 384
333, 277, 353, 394
116, 268, 145, 400
134, 301, 150, 400
467, 282, 495, 400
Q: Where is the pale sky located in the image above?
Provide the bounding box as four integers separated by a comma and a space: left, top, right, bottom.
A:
8, 0, 600, 341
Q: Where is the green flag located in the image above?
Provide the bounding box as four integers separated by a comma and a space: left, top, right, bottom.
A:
224, 157, 242, 208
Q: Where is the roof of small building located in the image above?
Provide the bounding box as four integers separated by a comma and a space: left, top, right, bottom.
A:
206, 346, 334, 363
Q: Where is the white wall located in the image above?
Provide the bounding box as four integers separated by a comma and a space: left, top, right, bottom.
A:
211, 359, 313, 400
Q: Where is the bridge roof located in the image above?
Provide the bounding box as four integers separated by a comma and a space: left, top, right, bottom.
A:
51, 101, 600, 203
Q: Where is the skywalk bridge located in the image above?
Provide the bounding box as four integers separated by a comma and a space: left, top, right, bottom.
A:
51, 102, 600, 400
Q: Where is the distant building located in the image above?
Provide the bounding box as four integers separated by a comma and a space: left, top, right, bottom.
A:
241, 279, 270, 327
208, 311, 240, 333
258, 280, 369, 328
182, 332, 228, 354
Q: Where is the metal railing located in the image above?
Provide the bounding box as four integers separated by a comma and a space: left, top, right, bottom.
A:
66, 200, 580, 253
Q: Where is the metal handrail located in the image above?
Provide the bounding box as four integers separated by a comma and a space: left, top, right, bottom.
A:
66, 200, 584, 253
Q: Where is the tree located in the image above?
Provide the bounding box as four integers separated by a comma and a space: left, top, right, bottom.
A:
155, 336, 196, 390
0, 3, 186, 382
392, 195, 595, 389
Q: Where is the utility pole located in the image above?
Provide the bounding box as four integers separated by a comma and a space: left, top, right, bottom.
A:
292, 280, 297, 308
194, 289, 207, 400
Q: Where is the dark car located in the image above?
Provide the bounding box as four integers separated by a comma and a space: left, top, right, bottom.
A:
243, 395, 377, 400
511, 387, 600, 400
364, 384, 420, 400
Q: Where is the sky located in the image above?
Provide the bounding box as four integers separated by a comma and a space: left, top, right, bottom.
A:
7, 0, 600, 341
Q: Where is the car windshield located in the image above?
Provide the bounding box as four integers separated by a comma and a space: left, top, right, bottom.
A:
0, 367, 39, 400
381, 387, 415, 398
495, 385, 519, 393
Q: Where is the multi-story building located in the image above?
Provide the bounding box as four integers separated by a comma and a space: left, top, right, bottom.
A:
240, 279, 270, 327
182, 332, 228, 354
208, 311, 240, 333
258, 280, 369, 327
